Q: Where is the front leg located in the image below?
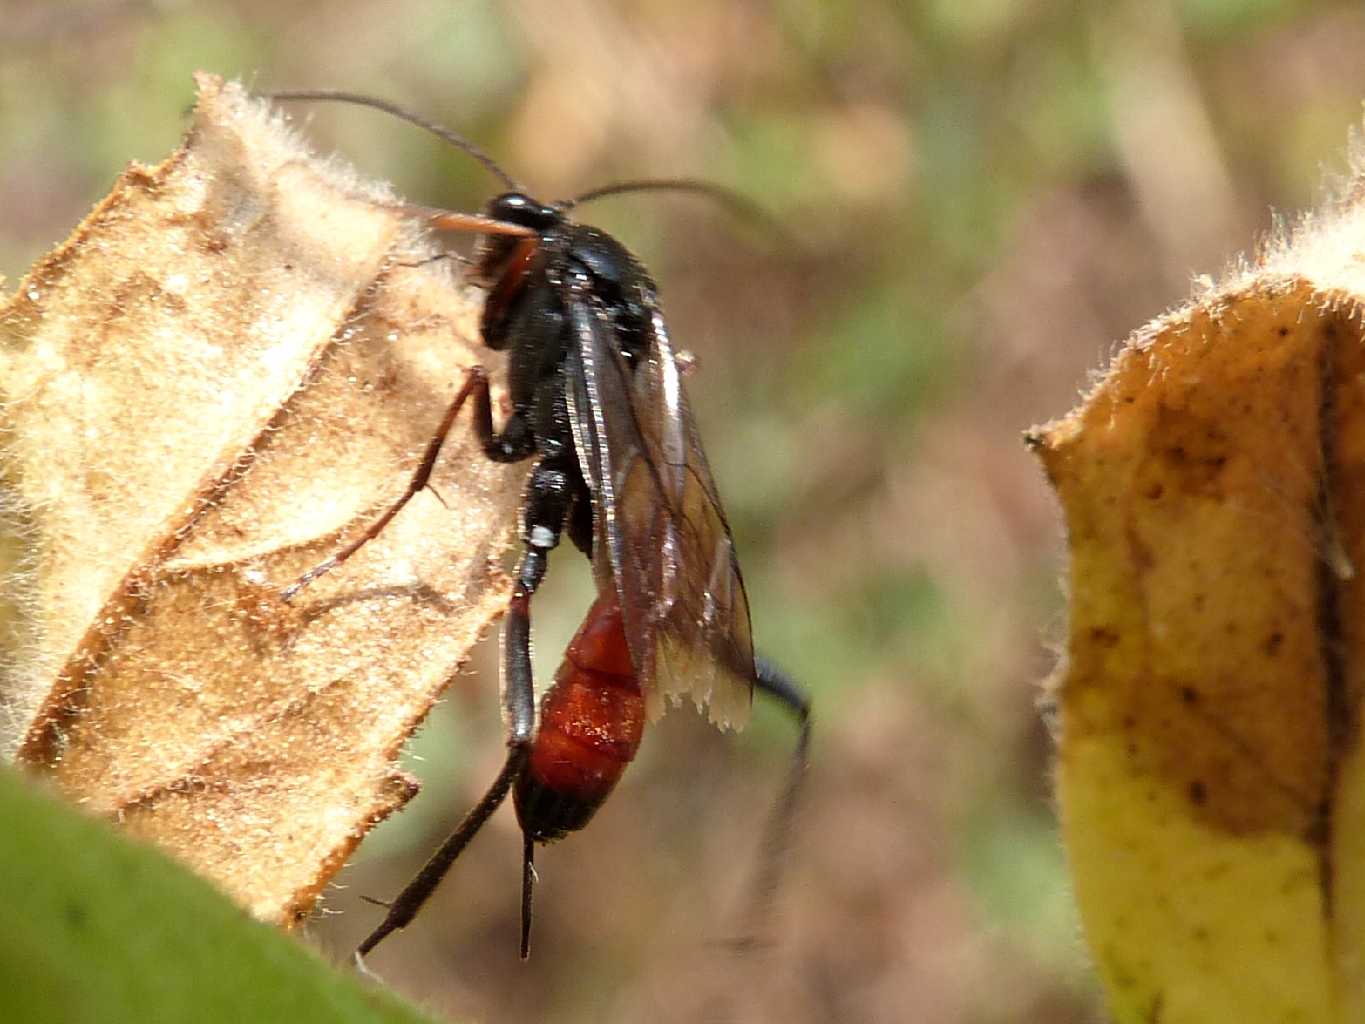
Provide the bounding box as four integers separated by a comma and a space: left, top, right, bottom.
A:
281, 367, 536, 600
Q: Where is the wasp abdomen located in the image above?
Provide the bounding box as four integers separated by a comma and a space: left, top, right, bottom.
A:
514, 594, 644, 842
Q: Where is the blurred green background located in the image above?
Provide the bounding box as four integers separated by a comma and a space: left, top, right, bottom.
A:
4, 1, 1364, 1021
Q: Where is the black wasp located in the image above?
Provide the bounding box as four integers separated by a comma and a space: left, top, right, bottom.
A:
267, 91, 810, 961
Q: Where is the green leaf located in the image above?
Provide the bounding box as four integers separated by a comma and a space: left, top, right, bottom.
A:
0, 765, 439, 1024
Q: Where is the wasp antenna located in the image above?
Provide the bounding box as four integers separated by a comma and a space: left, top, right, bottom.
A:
561, 178, 795, 248
265, 89, 522, 192
520, 833, 536, 960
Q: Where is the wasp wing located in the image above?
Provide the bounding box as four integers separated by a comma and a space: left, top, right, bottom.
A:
564, 290, 754, 730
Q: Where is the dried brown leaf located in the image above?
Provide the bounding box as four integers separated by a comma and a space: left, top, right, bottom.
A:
0, 73, 525, 924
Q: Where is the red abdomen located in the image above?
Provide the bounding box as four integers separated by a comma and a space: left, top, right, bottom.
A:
514, 591, 645, 842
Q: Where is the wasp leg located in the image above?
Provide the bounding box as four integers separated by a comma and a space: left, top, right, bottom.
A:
393, 250, 470, 271
732, 657, 811, 949
355, 455, 575, 960
355, 745, 527, 959
282, 366, 535, 600
755, 657, 811, 748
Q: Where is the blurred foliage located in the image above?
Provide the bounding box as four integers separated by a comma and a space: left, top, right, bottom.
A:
4, 0, 1365, 1021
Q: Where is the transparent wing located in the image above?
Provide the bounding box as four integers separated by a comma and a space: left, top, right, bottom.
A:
565, 292, 754, 729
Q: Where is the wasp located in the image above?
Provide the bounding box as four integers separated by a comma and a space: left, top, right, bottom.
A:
267, 91, 810, 960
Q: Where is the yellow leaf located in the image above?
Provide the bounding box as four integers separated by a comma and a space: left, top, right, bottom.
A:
1031, 153, 1365, 1020
0, 73, 526, 925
